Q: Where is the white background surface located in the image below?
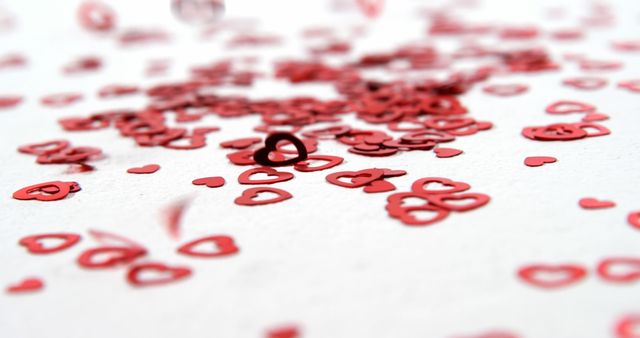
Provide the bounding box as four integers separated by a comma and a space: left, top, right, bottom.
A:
1, 0, 640, 337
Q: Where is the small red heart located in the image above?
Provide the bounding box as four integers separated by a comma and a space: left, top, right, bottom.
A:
517, 264, 587, 289
628, 211, 640, 231
363, 179, 396, 193
616, 314, 640, 338
0, 95, 23, 109
220, 137, 262, 150
7, 278, 44, 293
127, 262, 192, 287
293, 155, 344, 172
192, 176, 225, 188
597, 257, 640, 283
562, 77, 608, 90
235, 187, 292, 206
266, 325, 300, 338
434, 147, 463, 158
77, 246, 147, 269
426, 193, 490, 212
579, 197, 616, 209
326, 169, 385, 188
411, 177, 470, 195
127, 164, 160, 174
177, 235, 239, 258
238, 167, 294, 185
582, 113, 609, 122
19, 233, 81, 254
545, 100, 596, 114
524, 156, 557, 167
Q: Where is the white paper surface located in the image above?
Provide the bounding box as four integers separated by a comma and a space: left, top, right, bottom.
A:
1, 0, 640, 337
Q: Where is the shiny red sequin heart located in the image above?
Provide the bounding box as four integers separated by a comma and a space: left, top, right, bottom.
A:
192, 176, 225, 188
235, 187, 292, 206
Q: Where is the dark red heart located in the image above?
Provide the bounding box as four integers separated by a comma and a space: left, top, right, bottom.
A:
253, 133, 308, 167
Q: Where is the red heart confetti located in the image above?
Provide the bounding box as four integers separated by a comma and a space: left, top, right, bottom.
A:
127, 262, 192, 287
235, 187, 292, 206
177, 235, 239, 258
6, 277, 44, 294
434, 147, 463, 158
524, 156, 557, 167
578, 197, 616, 209
127, 164, 160, 174
192, 176, 225, 188
517, 264, 587, 289
19, 233, 81, 254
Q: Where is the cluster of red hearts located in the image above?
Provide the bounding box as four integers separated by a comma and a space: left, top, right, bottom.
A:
522, 100, 611, 141
18, 139, 102, 166
386, 177, 489, 226
518, 258, 640, 289
7, 230, 239, 293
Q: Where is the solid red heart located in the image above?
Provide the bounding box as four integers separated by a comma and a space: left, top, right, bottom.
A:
220, 137, 262, 149
363, 179, 396, 193
0, 95, 23, 109
235, 187, 292, 206
13, 181, 79, 201
582, 113, 609, 122
266, 325, 300, 338
227, 150, 258, 166
177, 235, 239, 258
127, 262, 192, 287
597, 257, 640, 283
524, 156, 557, 167
435, 147, 463, 158
192, 176, 225, 188
427, 193, 490, 212
77, 246, 147, 268
628, 211, 640, 231
238, 167, 294, 185
127, 164, 160, 174
326, 169, 385, 188
482, 84, 528, 96
19, 233, 81, 254
579, 197, 616, 209
517, 264, 587, 289
293, 155, 344, 172
411, 177, 470, 195
545, 100, 596, 114
6, 277, 44, 294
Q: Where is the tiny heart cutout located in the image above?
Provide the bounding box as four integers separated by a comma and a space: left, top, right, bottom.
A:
127, 262, 192, 287
235, 187, 292, 206
517, 264, 587, 289
19, 233, 81, 254
238, 167, 294, 185
363, 179, 396, 193
597, 257, 640, 283
579, 197, 616, 209
7, 277, 44, 293
127, 164, 160, 174
177, 235, 239, 258
13, 181, 80, 202
192, 176, 225, 188
326, 169, 385, 188
253, 133, 308, 167
435, 147, 463, 158
411, 177, 470, 195
524, 156, 557, 167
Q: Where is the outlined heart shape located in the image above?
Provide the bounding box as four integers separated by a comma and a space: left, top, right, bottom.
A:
6, 277, 44, 293
386, 192, 450, 226
235, 187, 292, 206
19, 233, 81, 254
596, 257, 640, 283
77, 246, 147, 269
293, 155, 344, 172
238, 167, 294, 185
426, 193, 490, 212
177, 235, 239, 258
545, 100, 596, 114
578, 197, 615, 209
127, 262, 192, 287
12, 181, 79, 201
517, 264, 587, 289
411, 177, 470, 195
326, 169, 385, 188
253, 133, 308, 167
563, 77, 608, 90
127, 164, 160, 174
192, 176, 225, 188
524, 156, 557, 167
482, 84, 528, 96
